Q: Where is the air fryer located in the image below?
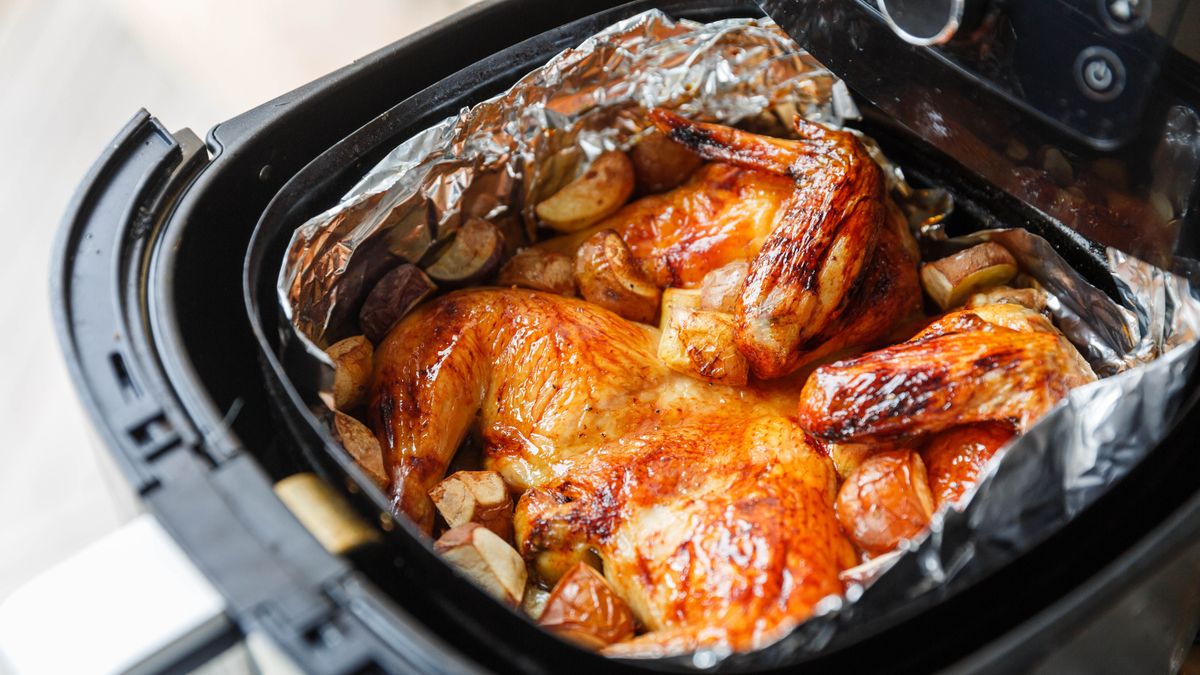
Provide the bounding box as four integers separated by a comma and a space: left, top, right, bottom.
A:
32, 0, 1200, 673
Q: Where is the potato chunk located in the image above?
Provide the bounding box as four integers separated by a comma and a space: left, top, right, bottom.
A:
629, 130, 702, 194
657, 289, 748, 385
496, 248, 576, 296
835, 450, 934, 556
429, 470, 514, 542
699, 260, 749, 313
325, 335, 373, 410
536, 151, 634, 232
358, 264, 437, 342
434, 523, 527, 607
538, 562, 635, 650
331, 412, 387, 487
575, 230, 660, 323
424, 218, 505, 286
920, 242, 1018, 310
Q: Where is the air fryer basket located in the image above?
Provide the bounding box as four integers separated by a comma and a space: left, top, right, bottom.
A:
243, 1, 1200, 673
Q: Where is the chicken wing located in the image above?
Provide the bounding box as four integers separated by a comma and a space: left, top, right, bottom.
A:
651, 109, 892, 378
797, 304, 1096, 443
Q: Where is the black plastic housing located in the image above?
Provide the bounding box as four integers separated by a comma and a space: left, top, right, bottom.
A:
52, 0, 1200, 673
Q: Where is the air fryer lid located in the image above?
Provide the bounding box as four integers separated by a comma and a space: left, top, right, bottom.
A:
255, 4, 1200, 671
761, 0, 1200, 268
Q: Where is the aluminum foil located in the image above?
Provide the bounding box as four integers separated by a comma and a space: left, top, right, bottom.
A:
275, 9, 1200, 667
279, 12, 855, 347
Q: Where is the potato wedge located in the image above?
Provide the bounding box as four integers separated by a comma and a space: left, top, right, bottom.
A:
429, 470, 514, 542
629, 130, 702, 194
699, 260, 749, 313
575, 230, 660, 323
920, 242, 1018, 310
532, 544, 600, 587
496, 248, 576, 296
325, 335, 373, 410
536, 151, 634, 232
538, 562, 635, 650
424, 218, 505, 286
358, 264, 437, 343
835, 450, 934, 556
435, 523, 527, 607
331, 411, 387, 487
657, 292, 748, 385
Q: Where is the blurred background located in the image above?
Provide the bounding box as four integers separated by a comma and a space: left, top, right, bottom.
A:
0, 0, 466, 604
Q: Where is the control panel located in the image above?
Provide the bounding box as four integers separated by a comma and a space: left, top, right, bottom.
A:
866, 0, 1185, 148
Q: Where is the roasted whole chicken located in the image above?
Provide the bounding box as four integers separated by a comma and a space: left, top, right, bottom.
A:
337, 113, 1098, 656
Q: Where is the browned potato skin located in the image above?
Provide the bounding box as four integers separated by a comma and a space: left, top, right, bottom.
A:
574, 229, 661, 323
359, 264, 437, 343
424, 218, 505, 286
434, 523, 528, 607
496, 248, 576, 296
629, 131, 703, 195
331, 411, 387, 487
921, 423, 1015, 508
538, 562, 636, 650
835, 449, 935, 556
920, 242, 1018, 310
326, 335, 373, 410
536, 151, 635, 232
429, 470, 514, 542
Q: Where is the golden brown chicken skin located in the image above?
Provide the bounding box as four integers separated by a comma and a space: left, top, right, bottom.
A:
371, 288, 799, 529
369, 289, 854, 654
595, 162, 796, 288
797, 304, 1096, 443
516, 417, 855, 657
651, 109, 896, 379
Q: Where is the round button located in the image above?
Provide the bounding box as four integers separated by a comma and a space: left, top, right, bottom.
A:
877, 0, 977, 46
1075, 47, 1126, 101
1099, 0, 1150, 33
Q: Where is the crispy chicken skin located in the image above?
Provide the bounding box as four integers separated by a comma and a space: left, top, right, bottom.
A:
594, 162, 796, 288
369, 289, 853, 651
370, 288, 799, 530
797, 304, 1096, 443
517, 417, 855, 656
651, 109, 895, 379
922, 423, 1015, 508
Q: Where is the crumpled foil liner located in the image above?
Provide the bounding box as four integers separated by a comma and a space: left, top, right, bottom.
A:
279, 11, 857, 347
275, 9, 1200, 667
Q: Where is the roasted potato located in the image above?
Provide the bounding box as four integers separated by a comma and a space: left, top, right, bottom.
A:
536, 151, 634, 232
538, 562, 635, 650
331, 412, 388, 487
533, 544, 600, 587
835, 450, 935, 556
358, 264, 437, 342
425, 218, 505, 286
325, 335, 373, 410
574, 229, 660, 323
699, 260, 749, 313
920, 242, 1018, 310
429, 470, 514, 542
435, 523, 528, 607
496, 248, 576, 296
657, 289, 748, 385
629, 130, 702, 194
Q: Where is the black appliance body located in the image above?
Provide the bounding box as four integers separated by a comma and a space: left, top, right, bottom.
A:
51, 0, 1200, 673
